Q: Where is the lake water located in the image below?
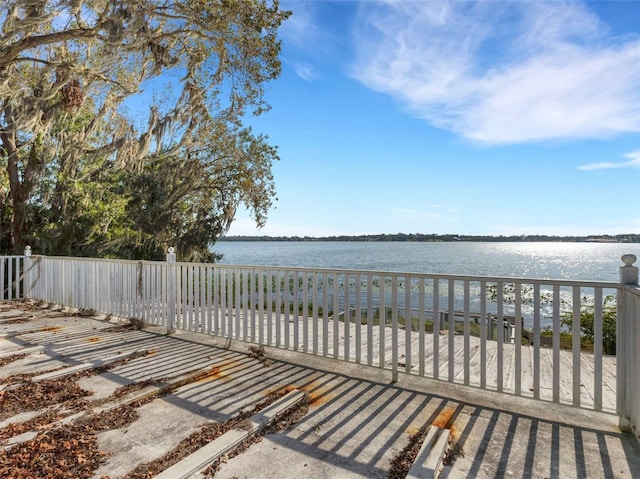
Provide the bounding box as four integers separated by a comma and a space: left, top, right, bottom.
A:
213, 241, 638, 282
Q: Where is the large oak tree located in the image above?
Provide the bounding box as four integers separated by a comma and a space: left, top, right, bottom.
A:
0, 0, 289, 259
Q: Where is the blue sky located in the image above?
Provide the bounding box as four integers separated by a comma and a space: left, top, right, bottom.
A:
226, 0, 640, 237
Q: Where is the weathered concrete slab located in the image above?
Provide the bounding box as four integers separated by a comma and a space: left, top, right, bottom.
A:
0, 309, 27, 319
0, 344, 44, 359
0, 303, 638, 479
0, 348, 148, 393
156, 389, 306, 479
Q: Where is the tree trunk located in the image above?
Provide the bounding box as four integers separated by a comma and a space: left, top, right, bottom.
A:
1, 128, 26, 252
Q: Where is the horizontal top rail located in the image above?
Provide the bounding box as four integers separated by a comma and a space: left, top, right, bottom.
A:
23, 254, 621, 289
209, 262, 621, 289
16, 255, 621, 289
28, 254, 165, 266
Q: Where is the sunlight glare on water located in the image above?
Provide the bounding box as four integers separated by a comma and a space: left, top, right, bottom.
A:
214, 241, 639, 281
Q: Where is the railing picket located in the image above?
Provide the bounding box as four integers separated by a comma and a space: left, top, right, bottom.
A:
161, 262, 169, 328
248, 268, 255, 341
302, 272, 308, 354
220, 267, 226, 336
196, 265, 201, 330
228, 268, 234, 339
197, 266, 202, 333
276, 270, 282, 347
180, 265, 191, 331
311, 273, 322, 356
213, 266, 220, 335
225, 267, 230, 335
497, 281, 504, 392
8, 258, 13, 300
258, 270, 264, 345
433, 279, 440, 380
448, 279, 455, 382
302, 272, 309, 353
344, 274, 351, 361
16, 257, 21, 300
464, 280, 470, 386
355, 274, 362, 364
294, 271, 300, 351
190, 265, 195, 330
284, 271, 290, 349
149, 264, 155, 325
533, 284, 541, 400
187, 265, 193, 330
322, 272, 329, 357
573, 286, 582, 407
514, 282, 522, 396
391, 276, 398, 380
553, 285, 561, 403
0, 258, 5, 300
594, 288, 603, 411
194, 265, 201, 331
181, 265, 188, 330
126, 262, 131, 318
333, 273, 340, 359
129, 262, 134, 318
162, 263, 168, 327
480, 281, 487, 389
405, 276, 412, 374
206, 266, 213, 334
418, 278, 425, 377
142, 263, 149, 324
235, 267, 241, 339
379, 277, 386, 369
266, 271, 273, 346
367, 274, 373, 366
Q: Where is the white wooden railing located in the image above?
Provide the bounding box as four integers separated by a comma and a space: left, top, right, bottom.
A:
0, 252, 24, 301
2, 248, 639, 435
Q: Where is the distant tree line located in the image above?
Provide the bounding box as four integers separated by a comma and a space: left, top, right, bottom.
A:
220, 233, 640, 243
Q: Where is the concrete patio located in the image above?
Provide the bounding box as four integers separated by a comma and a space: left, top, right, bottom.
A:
1, 301, 639, 478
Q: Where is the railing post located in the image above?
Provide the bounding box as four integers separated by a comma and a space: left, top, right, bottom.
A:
23, 246, 31, 299
618, 254, 638, 434
620, 254, 639, 285
167, 247, 177, 334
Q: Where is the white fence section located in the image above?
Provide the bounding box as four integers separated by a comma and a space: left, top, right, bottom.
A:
1, 253, 24, 301
3, 250, 639, 427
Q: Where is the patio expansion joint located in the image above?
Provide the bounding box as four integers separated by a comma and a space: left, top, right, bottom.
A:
406, 426, 451, 479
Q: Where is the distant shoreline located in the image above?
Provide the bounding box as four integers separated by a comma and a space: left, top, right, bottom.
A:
220, 233, 639, 243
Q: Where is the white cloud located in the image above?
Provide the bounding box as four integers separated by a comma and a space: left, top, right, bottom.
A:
578, 150, 640, 170
350, 1, 640, 144
284, 59, 316, 81
279, 1, 320, 48
279, 0, 333, 81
